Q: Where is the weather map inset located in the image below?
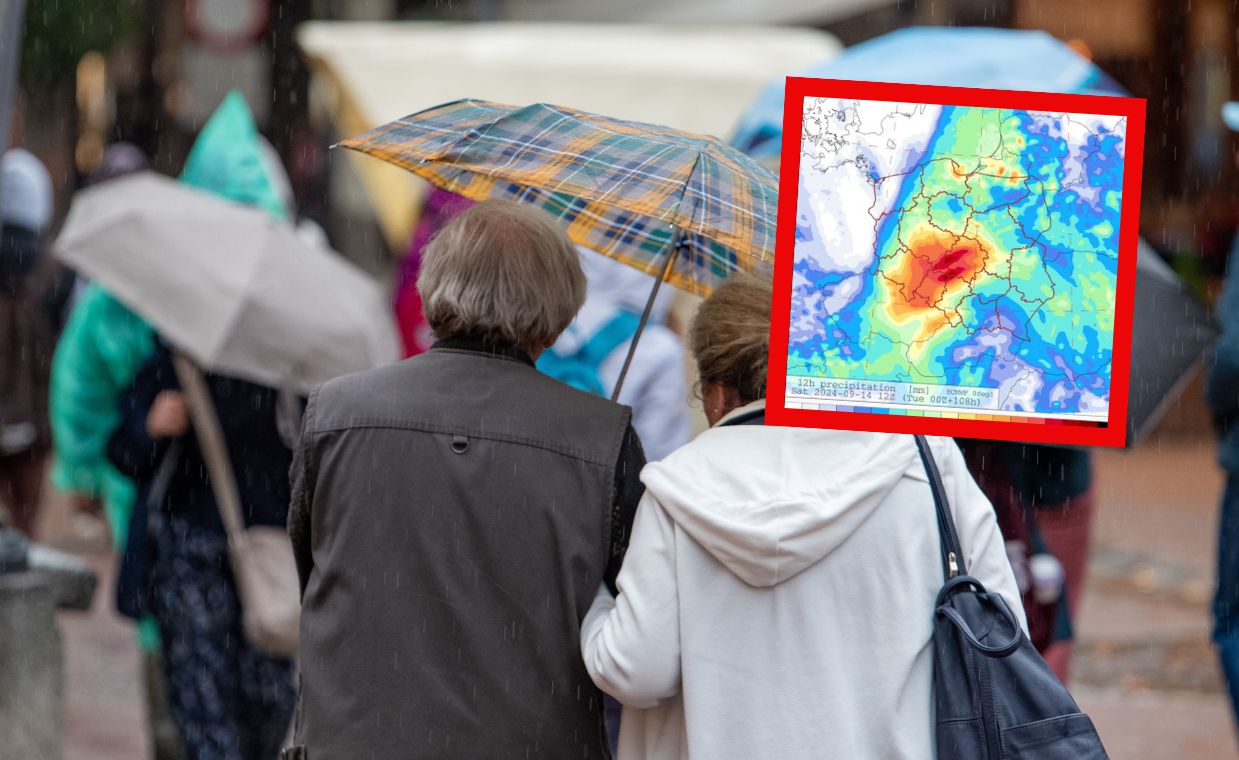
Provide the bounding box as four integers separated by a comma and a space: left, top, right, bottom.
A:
767, 79, 1144, 447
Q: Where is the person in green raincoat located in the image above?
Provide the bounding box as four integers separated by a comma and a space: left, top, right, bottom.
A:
48, 143, 184, 756
50, 93, 292, 760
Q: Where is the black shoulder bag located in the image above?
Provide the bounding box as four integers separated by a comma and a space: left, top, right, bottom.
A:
915, 435, 1108, 759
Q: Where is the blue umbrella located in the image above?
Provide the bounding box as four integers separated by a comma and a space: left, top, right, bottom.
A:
730, 26, 1125, 161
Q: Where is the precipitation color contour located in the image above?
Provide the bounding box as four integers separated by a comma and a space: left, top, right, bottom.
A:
785, 95, 1126, 429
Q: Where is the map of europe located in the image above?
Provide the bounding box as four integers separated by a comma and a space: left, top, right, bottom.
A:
788, 96, 1126, 420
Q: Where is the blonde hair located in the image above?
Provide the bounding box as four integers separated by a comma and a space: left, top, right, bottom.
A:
689, 272, 772, 404
418, 200, 586, 350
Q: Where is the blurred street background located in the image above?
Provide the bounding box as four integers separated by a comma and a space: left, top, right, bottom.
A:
4, 0, 1239, 758
16, 0, 1239, 287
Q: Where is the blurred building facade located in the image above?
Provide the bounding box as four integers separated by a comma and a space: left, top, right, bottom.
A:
11, 0, 1239, 306
501, 0, 1239, 297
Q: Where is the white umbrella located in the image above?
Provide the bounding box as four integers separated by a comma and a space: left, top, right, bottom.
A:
54, 172, 400, 393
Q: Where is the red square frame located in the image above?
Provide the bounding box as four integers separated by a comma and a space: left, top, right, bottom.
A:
765, 77, 1147, 448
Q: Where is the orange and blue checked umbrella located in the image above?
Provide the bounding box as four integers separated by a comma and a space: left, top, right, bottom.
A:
339, 99, 779, 297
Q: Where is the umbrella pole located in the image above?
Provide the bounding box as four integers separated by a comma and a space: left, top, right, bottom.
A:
610, 235, 680, 402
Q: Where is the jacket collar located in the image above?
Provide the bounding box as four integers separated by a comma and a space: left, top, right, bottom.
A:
429, 335, 536, 367
715, 398, 767, 428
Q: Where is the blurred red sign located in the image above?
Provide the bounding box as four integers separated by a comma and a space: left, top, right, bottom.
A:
185, 0, 270, 54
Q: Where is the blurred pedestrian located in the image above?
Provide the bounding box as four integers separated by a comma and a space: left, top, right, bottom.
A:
540, 249, 692, 461
108, 343, 298, 760
49, 141, 189, 758
1007, 444, 1093, 680
580, 274, 1024, 760
0, 147, 60, 536
287, 200, 645, 759
393, 187, 474, 357
99, 93, 296, 760
957, 440, 1075, 660
51, 142, 155, 550
1207, 98, 1239, 733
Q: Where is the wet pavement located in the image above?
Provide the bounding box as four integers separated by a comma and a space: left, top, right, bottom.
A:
20, 485, 146, 760
39, 420, 1239, 759
1077, 423, 1237, 758
59, 546, 150, 759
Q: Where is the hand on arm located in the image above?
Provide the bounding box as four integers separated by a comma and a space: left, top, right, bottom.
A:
287, 388, 319, 596
106, 349, 177, 482
606, 422, 647, 595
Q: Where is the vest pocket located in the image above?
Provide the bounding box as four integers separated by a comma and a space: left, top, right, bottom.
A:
1000, 713, 1106, 758
936, 718, 989, 758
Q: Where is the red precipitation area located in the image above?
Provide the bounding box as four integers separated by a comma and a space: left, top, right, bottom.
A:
884, 230, 989, 322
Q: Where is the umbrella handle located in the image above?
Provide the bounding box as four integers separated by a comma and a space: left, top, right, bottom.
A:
610, 232, 680, 402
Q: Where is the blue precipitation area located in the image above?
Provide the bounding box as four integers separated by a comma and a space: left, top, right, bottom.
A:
788, 104, 1123, 416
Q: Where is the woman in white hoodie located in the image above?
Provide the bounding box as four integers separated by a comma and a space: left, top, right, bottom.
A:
580, 274, 1025, 760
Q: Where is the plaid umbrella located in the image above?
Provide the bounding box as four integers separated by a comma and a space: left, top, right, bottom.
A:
339, 98, 778, 298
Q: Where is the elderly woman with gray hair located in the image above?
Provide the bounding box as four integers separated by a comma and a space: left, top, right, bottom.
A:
287, 200, 646, 760
580, 274, 1023, 760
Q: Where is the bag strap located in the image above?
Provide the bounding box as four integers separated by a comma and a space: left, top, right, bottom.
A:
171, 353, 247, 543
935, 576, 1023, 657
579, 310, 642, 366
914, 435, 967, 581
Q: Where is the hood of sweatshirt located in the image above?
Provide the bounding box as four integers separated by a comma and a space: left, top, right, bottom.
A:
640, 400, 923, 588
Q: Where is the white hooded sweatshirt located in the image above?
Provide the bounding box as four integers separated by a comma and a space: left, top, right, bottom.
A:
581, 400, 1025, 760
